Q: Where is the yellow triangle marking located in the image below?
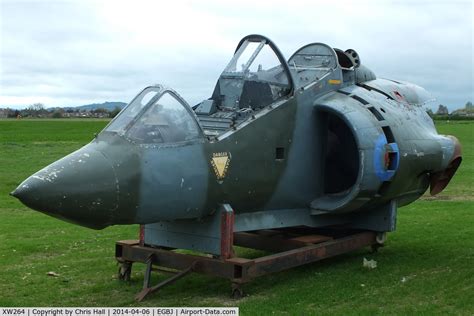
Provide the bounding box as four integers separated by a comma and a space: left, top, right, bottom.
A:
211, 154, 230, 179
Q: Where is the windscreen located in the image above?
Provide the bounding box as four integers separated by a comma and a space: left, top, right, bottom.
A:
105, 87, 161, 133
126, 92, 202, 144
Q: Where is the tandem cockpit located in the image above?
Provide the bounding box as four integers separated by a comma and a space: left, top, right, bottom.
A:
102, 34, 352, 142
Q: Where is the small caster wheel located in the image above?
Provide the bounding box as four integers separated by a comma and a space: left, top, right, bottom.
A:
118, 262, 132, 281
376, 232, 387, 245
231, 283, 243, 299
231, 287, 243, 299
371, 232, 387, 253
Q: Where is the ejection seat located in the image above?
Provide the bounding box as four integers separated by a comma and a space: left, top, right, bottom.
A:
239, 80, 274, 110
194, 35, 295, 136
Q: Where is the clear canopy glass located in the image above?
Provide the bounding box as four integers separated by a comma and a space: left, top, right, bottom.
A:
222, 39, 289, 87
106, 87, 161, 133
216, 39, 291, 110
105, 87, 202, 144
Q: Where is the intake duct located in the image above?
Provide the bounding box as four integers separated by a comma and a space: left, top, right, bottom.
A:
311, 96, 400, 214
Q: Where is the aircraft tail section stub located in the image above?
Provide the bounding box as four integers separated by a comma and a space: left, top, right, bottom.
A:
430, 135, 462, 195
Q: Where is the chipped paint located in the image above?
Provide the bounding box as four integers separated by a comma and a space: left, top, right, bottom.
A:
10, 34, 462, 232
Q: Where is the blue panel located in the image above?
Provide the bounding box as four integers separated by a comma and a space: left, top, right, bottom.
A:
374, 134, 399, 181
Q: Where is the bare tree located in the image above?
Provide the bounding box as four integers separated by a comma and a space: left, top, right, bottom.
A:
436, 104, 449, 115
31, 103, 45, 111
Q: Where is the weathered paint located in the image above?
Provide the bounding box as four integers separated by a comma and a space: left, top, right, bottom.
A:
12, 34, 462, 235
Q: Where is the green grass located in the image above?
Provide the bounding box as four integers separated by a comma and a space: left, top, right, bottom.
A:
0, 119, 473, 314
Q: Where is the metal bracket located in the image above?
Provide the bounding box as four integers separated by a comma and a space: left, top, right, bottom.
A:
135, 254, 196, 302
144, 204, 235, 256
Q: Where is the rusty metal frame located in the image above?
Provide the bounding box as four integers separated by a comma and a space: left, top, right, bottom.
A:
116, 229, 377, 301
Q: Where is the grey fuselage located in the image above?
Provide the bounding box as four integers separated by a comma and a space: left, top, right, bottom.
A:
12, 35, 461, 229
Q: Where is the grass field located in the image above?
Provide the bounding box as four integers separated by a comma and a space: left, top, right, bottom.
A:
0, 119, 473, 314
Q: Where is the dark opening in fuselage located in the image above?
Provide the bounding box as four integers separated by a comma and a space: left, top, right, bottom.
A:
324, 113, 359, 194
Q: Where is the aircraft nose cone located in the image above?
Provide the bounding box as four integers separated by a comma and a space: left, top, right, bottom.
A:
11, 146, 119, 229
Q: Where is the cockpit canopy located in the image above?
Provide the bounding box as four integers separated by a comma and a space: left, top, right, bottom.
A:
287, 43, 339, 88
208, 35, 294, 111
103, 35, 369, 142
104, 86, 202, 144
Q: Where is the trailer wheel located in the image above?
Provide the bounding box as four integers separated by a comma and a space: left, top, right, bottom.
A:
371, 232, 387, 253
118, 262, 132, 281
376, 232, 387, 245
231, 283, 243, 299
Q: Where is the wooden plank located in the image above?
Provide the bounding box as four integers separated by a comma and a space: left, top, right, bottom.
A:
290, 234, 333, 244
234, 232, 308, 252
225, 257, 254, 265
117, 240, 140, 246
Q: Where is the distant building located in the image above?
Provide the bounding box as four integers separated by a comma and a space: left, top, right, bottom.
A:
61, 111, 109, 118
451, 109, 474, 117
449, 101, 474, 117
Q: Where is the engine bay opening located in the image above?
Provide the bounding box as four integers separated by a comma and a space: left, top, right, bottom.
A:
334, 48, 354, 69
323, 113, 359, 194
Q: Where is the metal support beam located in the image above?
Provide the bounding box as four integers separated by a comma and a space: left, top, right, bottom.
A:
220, 204, 234, 259
136, 262, 195, 302
247, 232, 375, 277
116, 229, 377, 301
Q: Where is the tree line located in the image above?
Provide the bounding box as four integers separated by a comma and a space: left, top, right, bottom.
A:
0, 103, 121, 119
427, 101, 473, 120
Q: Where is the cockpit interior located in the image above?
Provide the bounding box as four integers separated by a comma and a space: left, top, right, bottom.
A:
103, 34, 362, 143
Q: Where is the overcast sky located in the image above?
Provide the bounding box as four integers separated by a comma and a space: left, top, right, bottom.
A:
1, 0, 472, 111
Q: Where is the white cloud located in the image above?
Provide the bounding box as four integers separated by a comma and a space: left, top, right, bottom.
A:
0, 0, 472, 110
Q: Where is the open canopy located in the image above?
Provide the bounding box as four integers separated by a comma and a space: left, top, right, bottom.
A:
213, 34, 294, 110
